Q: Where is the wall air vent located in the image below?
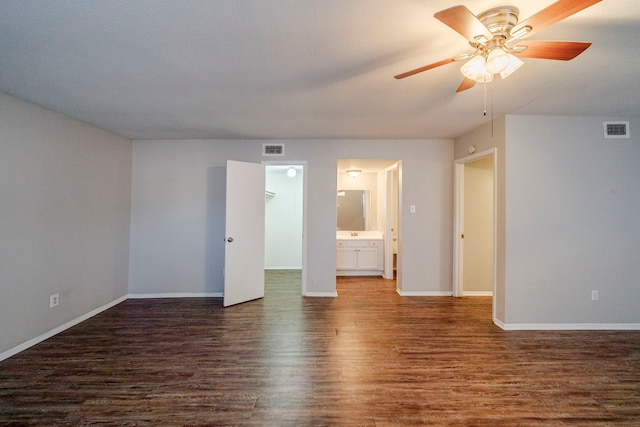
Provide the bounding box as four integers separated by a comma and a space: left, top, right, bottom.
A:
262, 143, 285, 156
603, 121, 630, 139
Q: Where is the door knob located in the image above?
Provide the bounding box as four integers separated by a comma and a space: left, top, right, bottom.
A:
227, 237, 234, 243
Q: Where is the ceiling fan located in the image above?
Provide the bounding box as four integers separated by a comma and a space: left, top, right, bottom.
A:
394, 0, 602, 92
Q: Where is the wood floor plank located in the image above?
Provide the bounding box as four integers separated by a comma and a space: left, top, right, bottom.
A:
1, 271, 639, 425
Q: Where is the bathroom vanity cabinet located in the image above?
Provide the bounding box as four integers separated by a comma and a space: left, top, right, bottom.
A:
336, 239, 383, 276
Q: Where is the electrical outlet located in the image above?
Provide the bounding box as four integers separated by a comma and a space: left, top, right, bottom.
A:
591, 290, 599, 301
50, 293, 59, 308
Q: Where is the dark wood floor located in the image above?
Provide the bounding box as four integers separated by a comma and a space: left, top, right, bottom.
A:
1, 271, 639, 426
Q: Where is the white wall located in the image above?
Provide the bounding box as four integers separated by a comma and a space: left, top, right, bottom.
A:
265, 166, 303, 269
504, 115, 640, 326
129, 139, 453, 296
0, 92, 132, 355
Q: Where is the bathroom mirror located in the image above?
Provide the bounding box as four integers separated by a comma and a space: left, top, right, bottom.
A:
337, 190, 370, 231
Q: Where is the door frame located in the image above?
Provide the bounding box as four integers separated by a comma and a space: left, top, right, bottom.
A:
383, 162, 400, 281
263, 160, 308, 296
453, 148, 497, 316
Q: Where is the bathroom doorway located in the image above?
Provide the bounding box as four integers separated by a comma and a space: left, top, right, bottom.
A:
336, 159, 400, 288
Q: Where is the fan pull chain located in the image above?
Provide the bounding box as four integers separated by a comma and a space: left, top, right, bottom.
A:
481, 82, 495, 136
490, 82, 494, 137
483, 83, 487, 116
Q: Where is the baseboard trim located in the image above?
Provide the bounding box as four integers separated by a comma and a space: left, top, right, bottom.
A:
304, 291, 338, 297
128, 292, 223, 299
500, 322, 640, 331
0, 295, 128, 362
463, 291, 493, 297
396, 290, 453, 297
336, 271, 383, 277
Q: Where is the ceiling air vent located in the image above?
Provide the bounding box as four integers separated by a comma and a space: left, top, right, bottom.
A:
603, 121, 630, 139
262, 143, 285, 156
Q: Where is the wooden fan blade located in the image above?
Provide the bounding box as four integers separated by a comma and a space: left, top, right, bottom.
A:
513, 40, 592, 60
456, 77, 476, 93
510, 0, 602, 40
394, 58, 456, 79
434, 5, 492, 43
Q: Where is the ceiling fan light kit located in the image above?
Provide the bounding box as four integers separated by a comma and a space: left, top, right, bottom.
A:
394, 0, 602, 91
460, 50, 524, 83
460, 55, 494, 83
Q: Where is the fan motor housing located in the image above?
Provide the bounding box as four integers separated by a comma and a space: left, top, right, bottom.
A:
478, 6, 519, 38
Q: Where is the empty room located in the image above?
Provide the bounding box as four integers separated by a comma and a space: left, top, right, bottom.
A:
1, 0, 639, 425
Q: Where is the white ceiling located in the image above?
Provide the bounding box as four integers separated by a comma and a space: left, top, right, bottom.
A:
0, 1, 638, 141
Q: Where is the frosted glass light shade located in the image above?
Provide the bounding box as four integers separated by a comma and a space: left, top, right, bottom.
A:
499, 54, 524, 79
485, 48, 509, 74
460, 55, 493, 83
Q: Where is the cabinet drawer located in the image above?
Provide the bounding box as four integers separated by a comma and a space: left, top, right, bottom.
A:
346, 240, 369, 248
337, 239, 383, 248
337, 239, 369, 248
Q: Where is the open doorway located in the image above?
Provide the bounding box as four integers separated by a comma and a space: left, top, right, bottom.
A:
264, 163, 306, 296
384, 164, 399, 280
336, 159, 400, 290
453, 149, 497, 316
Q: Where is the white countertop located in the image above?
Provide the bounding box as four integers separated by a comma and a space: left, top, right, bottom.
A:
336, 231, 384, 240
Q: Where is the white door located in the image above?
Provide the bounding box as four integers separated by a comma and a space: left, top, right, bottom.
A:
224, 160, 265, 307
